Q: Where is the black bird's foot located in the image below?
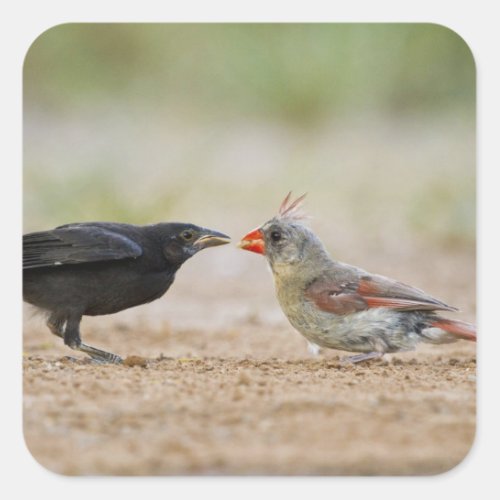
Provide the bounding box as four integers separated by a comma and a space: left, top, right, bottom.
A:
61, 355, 81, 363
341, 352, 384, 364
72, 343, 123, 364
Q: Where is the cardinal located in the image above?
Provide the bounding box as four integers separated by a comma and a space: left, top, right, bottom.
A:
238, 193, 476, 363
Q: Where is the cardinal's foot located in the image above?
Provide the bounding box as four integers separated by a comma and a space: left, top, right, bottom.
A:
342, 352, 384, 364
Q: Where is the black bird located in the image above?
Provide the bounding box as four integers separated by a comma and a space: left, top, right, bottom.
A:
23, 221, 230, 363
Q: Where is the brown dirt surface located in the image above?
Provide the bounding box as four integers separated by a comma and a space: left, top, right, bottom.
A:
23, 348, 476, 476
23, 244, 476, 476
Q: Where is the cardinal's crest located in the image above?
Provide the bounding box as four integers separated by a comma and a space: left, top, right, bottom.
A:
277, 192, 308, 220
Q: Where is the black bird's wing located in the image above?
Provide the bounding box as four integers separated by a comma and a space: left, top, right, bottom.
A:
23, 224, 143, 269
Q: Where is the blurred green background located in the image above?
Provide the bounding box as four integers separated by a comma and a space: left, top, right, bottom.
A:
23, 23, 475, 251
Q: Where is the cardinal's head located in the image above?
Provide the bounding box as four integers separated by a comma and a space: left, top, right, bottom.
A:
238, 192, 328, 272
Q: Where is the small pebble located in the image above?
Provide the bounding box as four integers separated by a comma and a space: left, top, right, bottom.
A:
123, 355, 149, 368
237, 371, 252, 385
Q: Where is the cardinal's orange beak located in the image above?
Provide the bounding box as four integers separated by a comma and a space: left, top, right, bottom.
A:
238, 228, 265, 255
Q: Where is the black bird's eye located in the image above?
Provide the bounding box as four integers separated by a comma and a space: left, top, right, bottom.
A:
271, 231, 282, 242
181, 230, 194, 241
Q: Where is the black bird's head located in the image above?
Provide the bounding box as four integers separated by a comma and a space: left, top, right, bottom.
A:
160, 223, 231, 265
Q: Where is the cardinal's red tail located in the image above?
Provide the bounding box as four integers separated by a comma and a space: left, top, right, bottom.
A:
431, 319, 476, 342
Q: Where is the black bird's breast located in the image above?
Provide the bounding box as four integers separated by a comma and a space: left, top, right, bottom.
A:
23, 258, 177, 316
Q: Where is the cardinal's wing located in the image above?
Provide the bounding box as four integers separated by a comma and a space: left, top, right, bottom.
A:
305, 266, 456, 315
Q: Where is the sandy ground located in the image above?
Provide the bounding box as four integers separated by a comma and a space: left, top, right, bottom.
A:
22, 240, 476, 476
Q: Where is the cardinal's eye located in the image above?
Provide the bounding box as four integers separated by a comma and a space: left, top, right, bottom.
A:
181, 230, 194, 240
271, 231, 282, 242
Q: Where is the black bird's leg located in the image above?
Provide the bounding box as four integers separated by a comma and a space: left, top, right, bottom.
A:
64, 313, 123, 364
47, 313, 65, 339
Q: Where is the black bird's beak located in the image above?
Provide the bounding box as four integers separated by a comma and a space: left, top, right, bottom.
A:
193, 230, 231, 249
